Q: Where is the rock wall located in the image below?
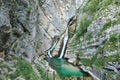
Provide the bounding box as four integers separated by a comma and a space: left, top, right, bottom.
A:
76, 4, 120, 57
0, 0, 38, 62
0, 0, 83, 62
0, 0, 120, 80
37, 0, 82, 55
68, 0, 120, 79
69, 0, 120, 58
0, 0, 84, 80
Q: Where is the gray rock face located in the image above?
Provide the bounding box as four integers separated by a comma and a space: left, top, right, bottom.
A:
0, 0, 82, 62
104, 61, 120, 73
0, 0, 38, 62
72, 4, 120, 58
37, 0, 82, 55
0, 5, 12, 52
68, 1, 120, 79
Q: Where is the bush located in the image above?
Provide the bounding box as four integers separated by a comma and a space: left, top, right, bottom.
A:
75, 16, 92, 40
100, 0, 113, 9
83, 0, 99, 14
9, 58, 39, 80
103, 33, 119, 52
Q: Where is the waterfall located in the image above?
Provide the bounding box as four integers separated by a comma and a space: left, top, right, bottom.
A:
47, 27, 69, 59
58, 28, 69, 59
47, 39, 58, 58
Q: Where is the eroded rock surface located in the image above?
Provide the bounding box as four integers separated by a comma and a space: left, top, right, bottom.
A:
0, 0, 82, 62
37, 0, 82, 55
0, 0, 38, 62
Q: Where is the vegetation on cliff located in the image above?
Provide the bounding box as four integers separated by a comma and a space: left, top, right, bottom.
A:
72, 0, 120, 79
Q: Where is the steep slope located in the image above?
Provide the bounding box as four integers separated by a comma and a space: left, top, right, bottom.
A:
0, 0, 82, 80
0, 0, 120, 80
68, 0, 120, 79
0, 0, 38, 62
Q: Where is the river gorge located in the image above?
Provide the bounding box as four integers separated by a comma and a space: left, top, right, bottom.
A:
0, 0, 120, 80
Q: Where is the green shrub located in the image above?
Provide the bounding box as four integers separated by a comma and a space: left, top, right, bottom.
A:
100, 0, 113, 9
102, 19, 112, 30
0, 77, 2, 80
83, 0, 99, 14
103, 33, 120, 52
84, 31, 92, 41
102, 19, 119, 32
75, 16, 92, 40
35, 64, 48, 80
80, 58, 92, 66
27, 6, 33, 12
9, 58, 39, 80
97, 46, 104, 55
107, 54, 120, 62
93, 57, 105, 68
82, 0, 114, 15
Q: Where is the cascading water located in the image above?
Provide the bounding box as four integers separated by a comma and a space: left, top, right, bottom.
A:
58, 27, 69, 59
47, 16, 77, 58
47, 38, 58, 58
46, 17, 90, 79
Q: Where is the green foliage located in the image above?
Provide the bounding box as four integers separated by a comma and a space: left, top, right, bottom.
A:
81, 53, 120, 70
83, 0, 99, 14
36, 63, 61, 80
107, 54, 120, 62
93, 57, 105, 69
81, 56, 105, 69
82, 0, 115, 15
9, 58, 39, 80
102, 19, 119, 31
27, 6, 33, 12
116, 74, 120, 80
75, 0, 120, 72
103, 33, 119, 52
102, 19, 112, 30
0, 64, 9, 69
84, 31, 92, 41
0, 77, 2, 80
105, 71, 118, 80
100, 0, 113, 9
74, 0, 118, 43
80, 53, 97, 66
75, 52, 84, 57
97, 46, 104, 55
75, 16, 92, 40
114, 0, 120, 5
35, 64, 49, 80
80, 33, 120, 68
80, 58, 92, 66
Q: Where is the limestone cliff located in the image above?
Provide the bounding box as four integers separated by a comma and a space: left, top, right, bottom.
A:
0, 0, 81, 80
0, 0, 38, 62
68, 0, 120, 79
0, 0, 120, 80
